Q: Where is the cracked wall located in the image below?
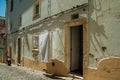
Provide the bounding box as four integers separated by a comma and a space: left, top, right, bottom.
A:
86, 0, 120, 80
86, 57, 120, 80
88, 0, 120, 67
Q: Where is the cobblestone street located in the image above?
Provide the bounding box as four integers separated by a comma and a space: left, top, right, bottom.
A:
0, 64, 80, 80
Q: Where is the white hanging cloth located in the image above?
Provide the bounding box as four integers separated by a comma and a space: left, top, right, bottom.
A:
39, 31, 51, 62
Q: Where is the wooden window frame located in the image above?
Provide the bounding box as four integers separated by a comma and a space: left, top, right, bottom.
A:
32, 35, 39, 55
32, 35, 39, 49
33, 0, 40, 20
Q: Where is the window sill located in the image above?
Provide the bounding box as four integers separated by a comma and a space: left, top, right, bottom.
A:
32, 49, 39, 57
33, 14, 40, 20
32, 49, 39, 53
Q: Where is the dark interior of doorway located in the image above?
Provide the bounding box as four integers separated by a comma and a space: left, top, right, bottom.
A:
18, 38, 21, 64
70, 25, 83, 76
9, 47, 12, 59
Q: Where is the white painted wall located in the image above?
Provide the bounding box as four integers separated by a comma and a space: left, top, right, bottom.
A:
6, 0, 88, 60
7, 0, 88, 30
88, 0, 120, 67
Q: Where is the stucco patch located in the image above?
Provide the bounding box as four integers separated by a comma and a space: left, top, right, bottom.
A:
86, 57, 120, 80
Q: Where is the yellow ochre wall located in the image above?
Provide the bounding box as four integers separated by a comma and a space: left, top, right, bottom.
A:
15, 57, 68, 76
85, 57, 120, 80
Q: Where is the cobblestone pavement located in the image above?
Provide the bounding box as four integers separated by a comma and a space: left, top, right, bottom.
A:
0, 64, 81, 80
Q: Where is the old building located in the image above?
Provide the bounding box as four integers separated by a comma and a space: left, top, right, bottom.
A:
6, 0, 120, 80
0, 16, 6, 63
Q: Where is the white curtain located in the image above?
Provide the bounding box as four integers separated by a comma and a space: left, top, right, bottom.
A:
39, 31, 52, 62
52, 29, 64, 61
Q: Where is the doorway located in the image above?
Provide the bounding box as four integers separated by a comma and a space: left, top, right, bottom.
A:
70, 25, 83, 76
18, 38, 21, 64
9, 46, 12, 59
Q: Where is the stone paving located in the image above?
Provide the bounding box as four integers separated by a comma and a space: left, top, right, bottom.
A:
0, 64, 81, 80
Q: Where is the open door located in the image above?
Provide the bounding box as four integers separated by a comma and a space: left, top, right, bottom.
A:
70, 25, 83, 76
18, 38, 21, 65
64, 18, 88, 77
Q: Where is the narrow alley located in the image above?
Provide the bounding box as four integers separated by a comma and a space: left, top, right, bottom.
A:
0, 0, 120, 80
0, 64, 80, 80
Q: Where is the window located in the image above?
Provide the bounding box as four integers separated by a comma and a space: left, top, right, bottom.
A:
33, 0, 40, 20
10, 23, 12, 32
18, 14, 22, 26
10, 0, 14, 12
71, 13, 79, 20
32, 35, 39, 49
35, 4, 39, 15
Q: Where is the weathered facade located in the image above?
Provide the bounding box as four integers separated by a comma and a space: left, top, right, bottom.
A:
86, 0, 120, 80
0, 16, 6, 63
6, 0, 120, 80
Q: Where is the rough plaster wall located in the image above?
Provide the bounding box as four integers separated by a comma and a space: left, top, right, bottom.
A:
7, 0, 88, 62
10, 33, 33, 62
7, 0, 88, 76
24, 5, 87, 61
7, 0, 88, 30
23, 57, 68, 76
51, 0, 87, 14
46, 58, 68, 76
88, 0, 120, 67
7, 0, 35, 31
23, 57, 46, 71
86, 57, 120, 80
13, 7, 87, 74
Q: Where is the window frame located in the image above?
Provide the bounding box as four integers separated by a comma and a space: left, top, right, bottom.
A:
32, 35, 39, 49
33, 0, 40, 20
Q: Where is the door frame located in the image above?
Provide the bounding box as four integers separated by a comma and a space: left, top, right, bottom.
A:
64, 18, 88, 76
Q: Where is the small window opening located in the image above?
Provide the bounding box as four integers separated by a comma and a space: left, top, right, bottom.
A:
10, 0, 14, 12
71, 13, 79, 20
35, 4, 39, 15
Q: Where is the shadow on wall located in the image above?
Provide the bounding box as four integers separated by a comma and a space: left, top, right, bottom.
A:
8, 0, 34, 53
89, 0, 108, 57
22, 0, 35, 51
19, 0, 34, 14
